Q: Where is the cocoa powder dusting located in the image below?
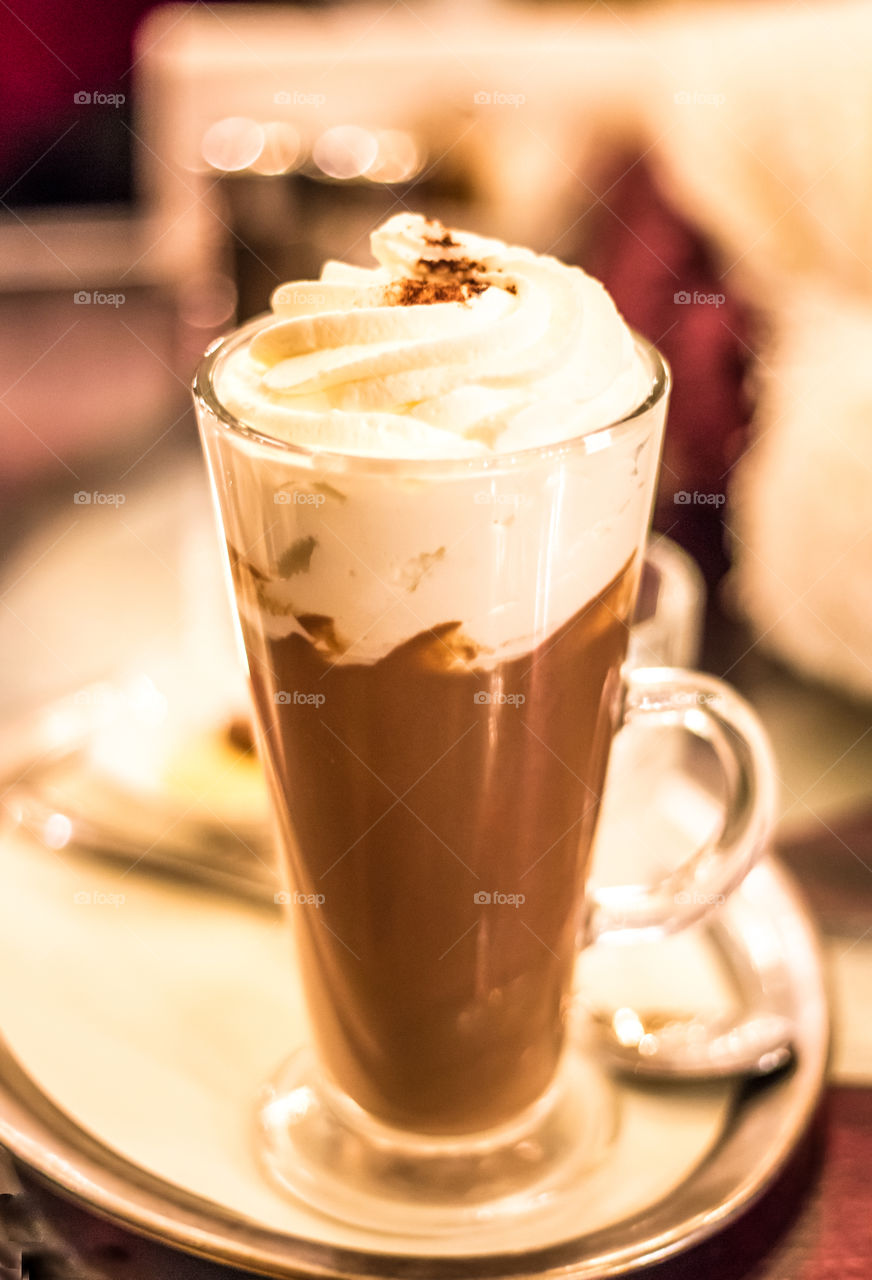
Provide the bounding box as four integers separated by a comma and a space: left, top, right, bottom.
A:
383, 220, 509, 305
424, 257, 480, 276
422, 219, 458, 249
387, 277, 487, 307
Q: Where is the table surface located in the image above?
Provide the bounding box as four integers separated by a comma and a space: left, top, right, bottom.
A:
1, 443, 871, 1278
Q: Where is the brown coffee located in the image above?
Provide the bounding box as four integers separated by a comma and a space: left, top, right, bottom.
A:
232, 552, 636, 1135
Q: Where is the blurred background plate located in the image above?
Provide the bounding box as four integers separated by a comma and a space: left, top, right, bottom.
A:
0, 813, 827, 1275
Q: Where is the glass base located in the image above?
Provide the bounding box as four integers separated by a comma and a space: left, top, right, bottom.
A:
257, 1043, 617, 1237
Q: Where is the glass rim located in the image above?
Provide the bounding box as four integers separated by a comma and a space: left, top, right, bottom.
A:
192, 313, 670, 477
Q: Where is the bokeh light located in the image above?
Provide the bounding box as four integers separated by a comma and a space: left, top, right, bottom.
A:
250, 122, 303, 176
312, 125, 379, 180
367, 130, 422, 184
201, 117, 265, 172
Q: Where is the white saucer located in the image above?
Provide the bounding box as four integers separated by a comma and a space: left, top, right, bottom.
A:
0, 798, 827, 1275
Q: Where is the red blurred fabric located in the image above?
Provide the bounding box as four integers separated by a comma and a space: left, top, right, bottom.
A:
582, 155, 758, 585
646, 1088, 872, 1280
0, 0, 159, 176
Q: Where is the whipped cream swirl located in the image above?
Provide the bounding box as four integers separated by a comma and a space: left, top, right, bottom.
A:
217, 213, 648, 457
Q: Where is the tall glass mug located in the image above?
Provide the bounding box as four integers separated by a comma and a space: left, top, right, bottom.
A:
193, 325, 776, 1234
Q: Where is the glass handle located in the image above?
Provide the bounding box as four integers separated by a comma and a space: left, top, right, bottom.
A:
584, 667, 778, 943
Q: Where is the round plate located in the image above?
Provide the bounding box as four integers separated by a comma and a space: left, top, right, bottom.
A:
0, 849, 827, 1279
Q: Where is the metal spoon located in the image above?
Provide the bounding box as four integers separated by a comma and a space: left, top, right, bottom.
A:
586, 1005, 795, 1080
